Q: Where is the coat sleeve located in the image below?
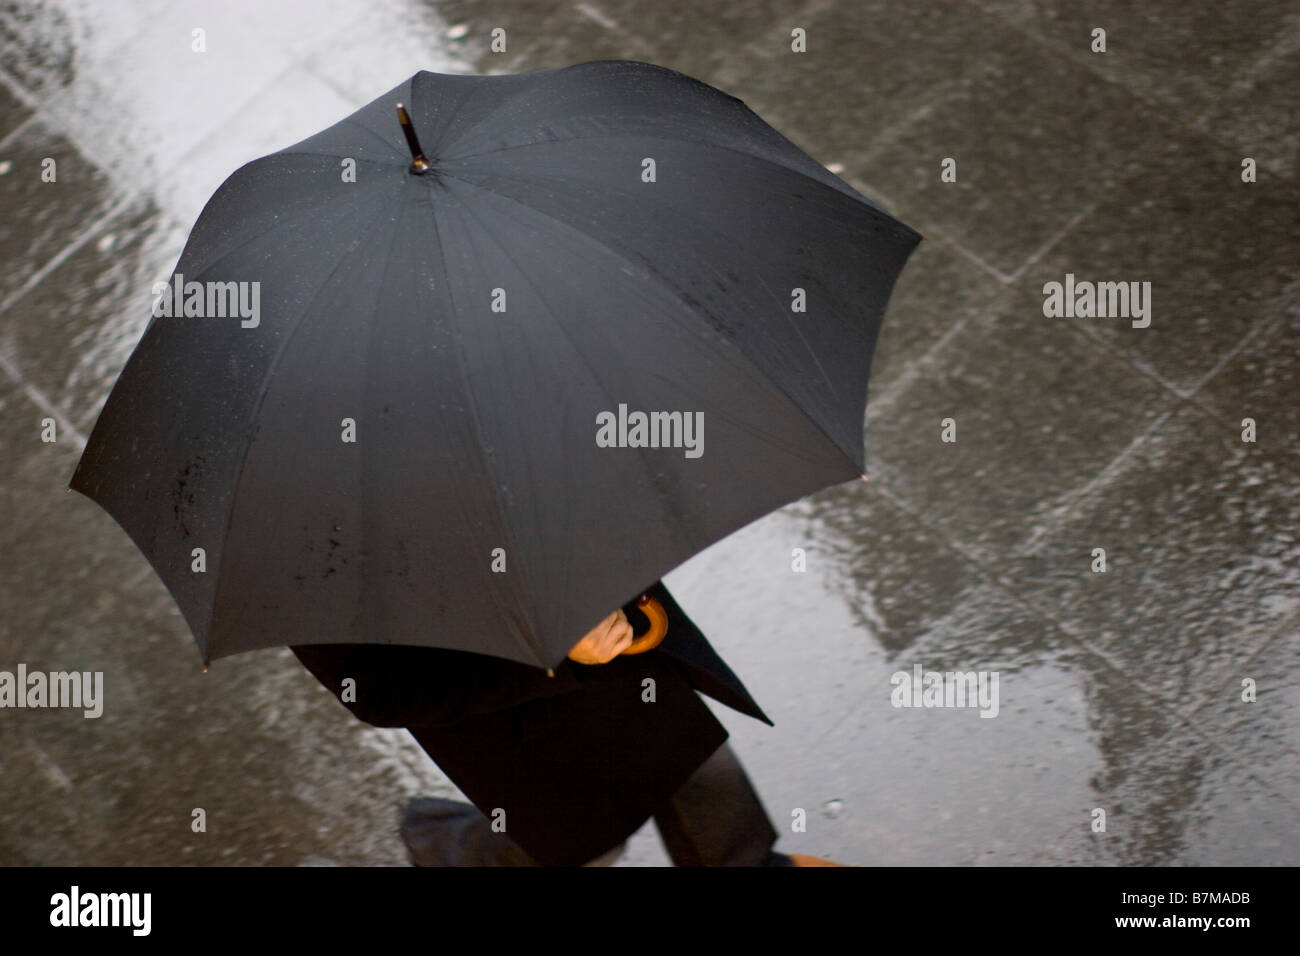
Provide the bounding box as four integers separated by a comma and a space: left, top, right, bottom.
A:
289, 642, 583, 730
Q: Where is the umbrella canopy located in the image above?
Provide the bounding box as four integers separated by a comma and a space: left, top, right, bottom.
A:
69, 60, 921, 669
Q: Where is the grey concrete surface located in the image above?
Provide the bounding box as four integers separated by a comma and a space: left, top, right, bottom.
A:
0, 0, 1296, 867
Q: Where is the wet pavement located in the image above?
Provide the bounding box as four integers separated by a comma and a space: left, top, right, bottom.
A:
1, 0, 1297, 866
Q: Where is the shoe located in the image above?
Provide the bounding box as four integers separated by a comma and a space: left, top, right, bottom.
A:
786, 853, 850, 866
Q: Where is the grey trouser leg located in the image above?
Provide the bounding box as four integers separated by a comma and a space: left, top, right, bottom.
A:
651, 741, 781, 866
401, 796, 624, 866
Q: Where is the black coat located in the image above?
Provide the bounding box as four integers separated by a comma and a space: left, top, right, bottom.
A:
290, 580, 771, 865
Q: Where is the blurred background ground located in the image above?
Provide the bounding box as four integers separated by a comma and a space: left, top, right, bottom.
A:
0, 0, 1297, 866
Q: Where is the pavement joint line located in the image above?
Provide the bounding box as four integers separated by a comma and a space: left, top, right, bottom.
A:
963, 0, 1299, 185
0, 112, 36, 153
841, 174, 904, 218
1114, 305, 1208, 392
842, 172, 1013, 283
1185, 301, 1293, 398
865, 276, 1176, 534
1004, 254, 1300, 488
1073, 318, 1188, 396
300, 5, 445, 100
772, 0, 840, 32
23, 730, 74, 792
170, 59, 305, 175
1007, 202, 1098, 283
1189, 15, 1300, 181
869, 470, 1198, 721
844, 53, 1107, 288
708, 0, 836, 75
1010, 379, 1300, 641
98, 1, 374, 72
125, 561, 159, 589
865, 310, 978, 418
864, 273, 1294, 723
852, 99, 940, 167
304, 60, 376, 113
850, 56, 1008, 171
867, 470, 995, 573
1036, 291, 1300, 491
974, 188, 1298, 423
575, 2, 622, 33
1178, 373, 1300, 493
0, 191, 137, 318
0, 63, 39, 114
1024, 764, 1248, 868
1240, 761, 1300, 817
1142, 623, 1300, 820
980, 433, 1300, 742
867, 240, 1193, 441
838, 39, 1127, 288
0, 346, 88, 449
1017, 409, 1174, 555
994, 579, 1190, 717
1228, 14, 1300, 90
1001, 277, 1197, 401
1002, 588, 1198, 722
0, 67, 154, 209
1170, 615, 1300, 735
919, 222, 1013, 284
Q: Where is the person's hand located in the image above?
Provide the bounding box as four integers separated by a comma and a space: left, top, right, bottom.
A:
567, 608, 634, 664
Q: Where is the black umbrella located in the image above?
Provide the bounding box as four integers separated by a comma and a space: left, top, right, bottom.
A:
69, 60, 920, 670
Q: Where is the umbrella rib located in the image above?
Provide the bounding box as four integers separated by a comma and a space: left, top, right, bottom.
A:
450, 131, 877, 212
439, 180, 701, 545
437, 168, 868, 476
355, 180, 419, 647
205, 179, 407, 661
175, 167, 396, 285
276, 116, 410, 165
420, 67, 572, 155
440, 137, 891, 320
750, 266, 838, 402
424, 196, 551, 668
272, 151, 405, 169
454, 133, 904, 252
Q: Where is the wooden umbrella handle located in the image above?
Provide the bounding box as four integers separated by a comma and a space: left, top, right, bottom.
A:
621, 593, 668, 655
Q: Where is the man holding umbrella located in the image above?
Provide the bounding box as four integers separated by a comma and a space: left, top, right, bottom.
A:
291, 578, 840, 866
69, 61, 918, 869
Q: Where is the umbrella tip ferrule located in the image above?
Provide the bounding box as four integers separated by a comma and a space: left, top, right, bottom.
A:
395, 102, 433, 175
